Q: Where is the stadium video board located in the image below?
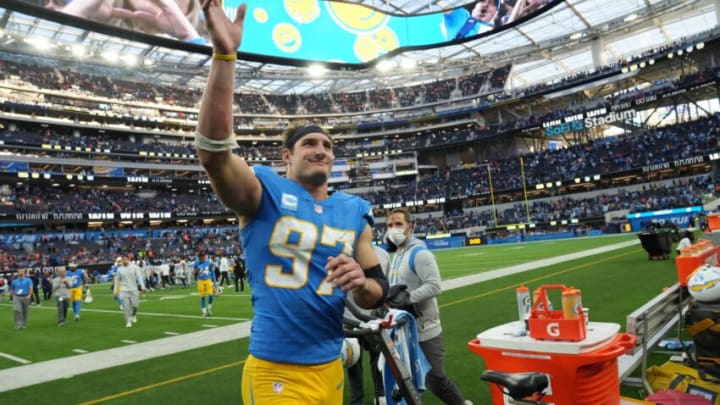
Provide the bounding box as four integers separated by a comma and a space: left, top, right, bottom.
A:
23, 0, 560, 66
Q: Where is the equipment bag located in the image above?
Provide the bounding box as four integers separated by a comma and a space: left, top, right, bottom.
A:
647, 361, 720, 405
685, 301, 720, 377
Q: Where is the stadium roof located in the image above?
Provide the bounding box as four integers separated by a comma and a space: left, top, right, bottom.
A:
0, 0, 716, 95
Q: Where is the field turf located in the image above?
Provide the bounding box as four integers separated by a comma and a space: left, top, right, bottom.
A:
0, 233, 684, 404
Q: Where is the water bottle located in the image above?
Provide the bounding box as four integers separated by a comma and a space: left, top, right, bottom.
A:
533, 288, 553, 317
516, 285, 531, 328
561, 288, 583, 320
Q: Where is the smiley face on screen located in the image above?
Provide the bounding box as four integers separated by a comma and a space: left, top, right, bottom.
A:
252, 7, 269, 24
372, 26, 399, 53
353, 35, 378, 62
284, 0, 320, 24
273, 22, 302, 53
326, 2, 389, 34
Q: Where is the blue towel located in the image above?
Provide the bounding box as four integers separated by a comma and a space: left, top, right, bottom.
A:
381, 309, 431, 405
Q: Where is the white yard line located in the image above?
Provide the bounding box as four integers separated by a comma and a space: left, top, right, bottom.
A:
0, 322, 252, 392
0, 352, 31, 365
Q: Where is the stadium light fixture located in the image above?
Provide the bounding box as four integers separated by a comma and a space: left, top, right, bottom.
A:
629, 64, 638, 71
639, 61, 646, 68
569, 32, 582, 40
307, 63, 327, 77
621, 67, 629, 73
623, 13, 637, 22
686, 46, 693, 53
101, 50, 119, 63
122, 54, 138, 67
696, 42, 705, 50
677, 50, 684, 56
400, 58, 416, 70
25, 36, 50, 50
648, 59, 654, 65
376, 60, 395, 72
667, 52, 673, 59
71, 44, 86, 58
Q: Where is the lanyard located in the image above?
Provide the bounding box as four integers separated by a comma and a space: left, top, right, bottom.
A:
389, 247, 409, 285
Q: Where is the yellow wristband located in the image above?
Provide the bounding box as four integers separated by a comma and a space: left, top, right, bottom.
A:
212, 52, 237, 61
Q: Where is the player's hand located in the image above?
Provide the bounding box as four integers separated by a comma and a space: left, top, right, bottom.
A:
201, 0, 246, 54
58, 0, 134, 21
325, 255, 366, 292
129, 0, 200, 41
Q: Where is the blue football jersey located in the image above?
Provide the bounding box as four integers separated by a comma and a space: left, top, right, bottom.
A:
194, 259, 215, 281
241, 165, 373, 364
67, 269, 86, 288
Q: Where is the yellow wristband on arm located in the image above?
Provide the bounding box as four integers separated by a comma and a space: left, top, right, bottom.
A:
212, 52, 237, 61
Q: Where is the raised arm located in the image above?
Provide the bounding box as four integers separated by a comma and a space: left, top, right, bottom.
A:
196, 1, 261, 218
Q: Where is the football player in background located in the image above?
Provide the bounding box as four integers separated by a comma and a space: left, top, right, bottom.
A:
110, 257, 124, 310
193, 252, 217, 316
66, 261, 89, 322
195, 2, 388, 403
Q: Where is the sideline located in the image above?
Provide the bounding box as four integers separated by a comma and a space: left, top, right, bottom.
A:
0, 239, 637, 393
0, 322, 251, 392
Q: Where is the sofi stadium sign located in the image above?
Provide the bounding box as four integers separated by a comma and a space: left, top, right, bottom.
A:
543, 108, 637, 136
584, 109, 636, 128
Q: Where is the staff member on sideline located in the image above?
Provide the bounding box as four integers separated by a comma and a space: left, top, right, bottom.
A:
194, 1, 388, 402
385, 208, 472, 405
11, 268, 33, 329
113, 254, 147, 328
52, 267, 73, 327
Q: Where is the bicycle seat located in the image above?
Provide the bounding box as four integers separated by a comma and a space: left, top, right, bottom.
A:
481, 370, 549, 400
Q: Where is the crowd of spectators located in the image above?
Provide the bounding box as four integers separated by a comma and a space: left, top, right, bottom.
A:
1, 113, 718, 218
0, 173, 713, 272
2, 62, 716, 171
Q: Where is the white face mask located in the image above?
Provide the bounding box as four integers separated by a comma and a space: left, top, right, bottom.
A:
386, 227, 407, 246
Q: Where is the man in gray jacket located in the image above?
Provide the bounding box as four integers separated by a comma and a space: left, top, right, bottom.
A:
113, 254, 147, 328
385, 208, 471, 405
52, 267, 73, 327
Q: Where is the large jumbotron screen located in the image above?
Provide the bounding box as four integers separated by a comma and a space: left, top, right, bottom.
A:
22, 0, 559, 65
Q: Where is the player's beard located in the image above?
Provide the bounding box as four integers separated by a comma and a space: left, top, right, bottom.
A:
304, 171, 328, 187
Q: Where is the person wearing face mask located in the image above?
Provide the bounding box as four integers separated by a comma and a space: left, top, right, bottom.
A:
384, 208, 472, 405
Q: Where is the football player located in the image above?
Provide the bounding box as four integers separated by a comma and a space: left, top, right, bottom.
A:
193, 252, 217, 316
66, 261, 89, 322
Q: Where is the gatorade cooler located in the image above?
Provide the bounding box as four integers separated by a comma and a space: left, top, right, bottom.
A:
469, 321, 636, 405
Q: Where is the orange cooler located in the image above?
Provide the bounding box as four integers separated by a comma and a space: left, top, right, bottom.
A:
469, 321, 636, 405
708, 213, 720, 231
675, 245, 719, 286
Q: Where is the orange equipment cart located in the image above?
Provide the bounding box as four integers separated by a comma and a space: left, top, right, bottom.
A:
469, 321, 636, 405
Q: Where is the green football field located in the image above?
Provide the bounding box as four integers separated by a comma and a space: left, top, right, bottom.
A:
0, 233, 684, 404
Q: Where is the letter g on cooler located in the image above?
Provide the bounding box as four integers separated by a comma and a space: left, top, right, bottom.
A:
547, 322, 560, 337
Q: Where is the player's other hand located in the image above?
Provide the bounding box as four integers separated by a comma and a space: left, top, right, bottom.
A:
325, 255, 366, 292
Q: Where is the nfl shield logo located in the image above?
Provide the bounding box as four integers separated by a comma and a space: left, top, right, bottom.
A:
314, 204, 323, 214
272, 382, 284, 394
